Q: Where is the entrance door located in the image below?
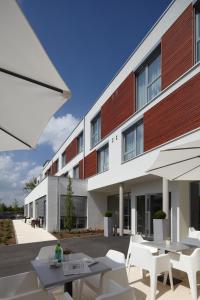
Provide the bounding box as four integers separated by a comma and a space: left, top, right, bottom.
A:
137, 194, 163, 238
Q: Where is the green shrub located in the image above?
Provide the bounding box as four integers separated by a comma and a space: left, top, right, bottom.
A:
104, 211, 112, 217
153, 210, 166, 219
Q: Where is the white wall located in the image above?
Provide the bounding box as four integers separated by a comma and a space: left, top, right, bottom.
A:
87, 191, 107, 229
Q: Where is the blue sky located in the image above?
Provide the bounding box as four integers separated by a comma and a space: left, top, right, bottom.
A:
0, 0, 172, 204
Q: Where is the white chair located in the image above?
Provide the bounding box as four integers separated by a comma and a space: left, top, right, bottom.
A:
36, 245, 63, 262
170, 247, 200, 300
96, 280, 136, 300
130, 243, 173, 300
1, 289, 73, 300
126, 234, 158, 269
0, 271, 39, 299
77, 250, 129, 299
188, 227, 200, 239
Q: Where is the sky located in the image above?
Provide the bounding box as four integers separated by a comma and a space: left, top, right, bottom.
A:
0, 0, 172, 205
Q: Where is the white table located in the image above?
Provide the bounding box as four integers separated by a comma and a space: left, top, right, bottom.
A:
31, 252, 110, 296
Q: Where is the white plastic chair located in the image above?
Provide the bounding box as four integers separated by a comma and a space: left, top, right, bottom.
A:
96, 280, 136, 300
77, 250, 129, 300
36, 245, 63, 262
0, 271, 39, 299
126, 234, 158, 269
188, 227, 200, 239
130, 243, 173, 300
170, 248, 200, 300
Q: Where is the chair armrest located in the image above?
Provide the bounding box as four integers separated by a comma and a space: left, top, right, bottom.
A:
153, 254, 171, 273
64, 292, 73, 300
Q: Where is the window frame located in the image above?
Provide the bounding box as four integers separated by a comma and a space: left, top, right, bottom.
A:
91, 113, 101, 148
61, 151, 66, 168
122, 120, 144, 163
195, 3, 200, 63
73, 164, 80, 179
77, 131, 84, 154
97, 143, 109, 174
136, 46, 161, 111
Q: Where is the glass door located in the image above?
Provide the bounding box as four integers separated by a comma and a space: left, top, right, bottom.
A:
137, 193, 163, 239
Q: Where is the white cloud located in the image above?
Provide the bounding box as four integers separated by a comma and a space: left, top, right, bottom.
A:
0, 154, 42, 205
39, 114, 79, 152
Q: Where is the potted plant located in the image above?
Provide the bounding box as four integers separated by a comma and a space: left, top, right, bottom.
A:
104, 210, 113, 237
153, 210, 168, 241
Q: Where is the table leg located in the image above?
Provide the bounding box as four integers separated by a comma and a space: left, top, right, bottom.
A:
64, 281, 72, 296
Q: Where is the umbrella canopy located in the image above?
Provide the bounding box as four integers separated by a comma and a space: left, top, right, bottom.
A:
147, 140, 200, 181
0, 0, 71, 151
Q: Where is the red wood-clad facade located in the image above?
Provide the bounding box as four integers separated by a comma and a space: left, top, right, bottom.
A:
66, 138, 78, 162
161, 4, 193, 89
84, 151, 97, 179
144, 73, 200, 151
101, 73, 135, 138
79, 159, 84, 179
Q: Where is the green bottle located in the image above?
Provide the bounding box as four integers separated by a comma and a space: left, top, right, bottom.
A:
54, 242, 62, 262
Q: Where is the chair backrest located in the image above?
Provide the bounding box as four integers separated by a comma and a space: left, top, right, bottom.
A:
106, 250, 125, 264
96, 280, 136, 300
130, 243, 153, 270
188, 227, 200, 239
36, 245, 62, 261
190, 247, 200, 269
0, 271, 38, 298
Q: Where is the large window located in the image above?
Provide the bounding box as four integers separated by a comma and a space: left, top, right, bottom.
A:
196, 4, 200, 62
136, 48, 161, 110
123, 121, 144, 162
77, 132, 84, 153
97, 144, 109, 173
91, 113, 101, 147
73, 165, 79, 179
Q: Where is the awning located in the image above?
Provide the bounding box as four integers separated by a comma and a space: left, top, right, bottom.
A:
147, 140, 200, 181
0, 0, 71, 151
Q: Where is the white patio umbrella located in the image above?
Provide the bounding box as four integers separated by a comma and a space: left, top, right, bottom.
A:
0, 0, 71, 151
147, 140, 200, 181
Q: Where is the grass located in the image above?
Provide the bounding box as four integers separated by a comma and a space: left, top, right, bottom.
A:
0, 219, 16, 245
52, 228, 103, 240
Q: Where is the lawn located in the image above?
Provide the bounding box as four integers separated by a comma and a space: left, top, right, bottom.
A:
0, 219, 16, 245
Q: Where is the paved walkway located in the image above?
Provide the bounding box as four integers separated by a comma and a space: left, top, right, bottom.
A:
13, 220, 57, 244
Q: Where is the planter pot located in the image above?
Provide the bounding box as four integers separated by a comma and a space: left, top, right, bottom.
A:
104, 217, 113, 237
153, 219, 169, 241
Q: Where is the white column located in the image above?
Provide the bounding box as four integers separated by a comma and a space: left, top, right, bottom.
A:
163, 178, 169, 219
119, 184, 124, 236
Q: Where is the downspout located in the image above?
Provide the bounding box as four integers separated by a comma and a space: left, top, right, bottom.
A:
57, 176, 60, 232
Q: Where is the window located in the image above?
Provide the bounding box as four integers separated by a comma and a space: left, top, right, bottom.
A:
73, 165, 79, 179
136, 48, 161, 110
91, 113, 101, 147
97, 144, 109, 173
77, 132, 84, 153
196, 4, 200, 62
61, 151, 66, 167
123, 121, 144, 162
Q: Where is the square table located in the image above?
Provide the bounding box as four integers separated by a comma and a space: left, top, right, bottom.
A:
31, 252, 111, 296
141, 241, 191, 253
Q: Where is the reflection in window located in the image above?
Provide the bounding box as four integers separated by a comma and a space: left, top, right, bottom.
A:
136, 48, 161, 110
123, 121, 144, 162
97, 144, 109, 173
91, 113, 101, 147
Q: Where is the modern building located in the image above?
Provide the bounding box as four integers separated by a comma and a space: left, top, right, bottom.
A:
25, 0, 200, 241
